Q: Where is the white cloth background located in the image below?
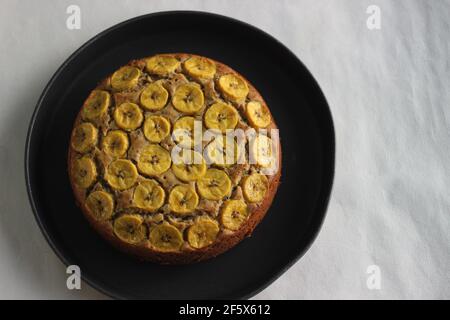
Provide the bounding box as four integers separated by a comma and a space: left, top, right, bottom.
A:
0, 0, 448, 299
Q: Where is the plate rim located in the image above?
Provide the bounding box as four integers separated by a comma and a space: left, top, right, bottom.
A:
24, 10, 335, 300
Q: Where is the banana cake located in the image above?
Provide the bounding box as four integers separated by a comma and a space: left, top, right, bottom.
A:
68, 53, 281, 264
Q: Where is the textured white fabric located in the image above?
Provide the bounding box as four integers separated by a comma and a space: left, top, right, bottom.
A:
0, 0, 448, 299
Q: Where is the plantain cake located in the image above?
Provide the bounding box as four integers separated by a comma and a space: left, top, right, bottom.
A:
68, 53, 281, 264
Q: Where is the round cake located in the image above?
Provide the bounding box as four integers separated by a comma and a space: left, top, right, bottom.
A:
68, 53, 281, 264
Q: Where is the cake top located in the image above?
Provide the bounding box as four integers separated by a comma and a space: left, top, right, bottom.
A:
69, 54, 279, 253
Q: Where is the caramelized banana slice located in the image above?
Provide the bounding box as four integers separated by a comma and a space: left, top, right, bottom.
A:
72, 157, 97, 188
251, 134, 274, 167
220, 200, 249, 231
113, 102, 143, 131
143, 115, 171, 143
218, 74, 249, 102
105, 159, 138, 190
71, 122, 98, 153
86, 191, 114, 221
187, 218, 220, 249
133, 179, 165, 212
82, 90, 110, 120
197, 168, 232, 200
168, 185, 199, 214
204, 135, 240, 167
102, 130, 129, 158
149, 223, 183, 252
140, 82, 169, 111
173, 116, 196, 148
172, 150, 207, 182
111, 66, 141, 91
145, 55, 180, 76
114, 214, 147, 244
137, 144, 171, 176
204, 102, 238, 132
183, 56, 216, 79
172, 83, 204, 114
246, 101, 271, 128
242, 174, 268, 203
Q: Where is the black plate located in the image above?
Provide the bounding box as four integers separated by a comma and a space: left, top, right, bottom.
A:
25, 11, 334, 299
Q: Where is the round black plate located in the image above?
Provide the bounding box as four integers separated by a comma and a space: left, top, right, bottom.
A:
25, 11, 334, 299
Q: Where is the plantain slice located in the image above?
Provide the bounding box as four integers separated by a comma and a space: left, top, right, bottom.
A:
149, 223, 183, 252
111, 66, 141, 91
187, 218, 220, 249
140, 82, 169, 111
197, 168, 232, 201
137, 144, 171, 176
145, 55, 180, 76
172, 116, 196, 148
82, 90, 110, 121
245, 101, 271, 128
113, 102, 143, 131
105, 159, 138, 190
114, 214, 147, 244
220, 200, 249, 231
183, 56, 216, 79
143, 115, 171, 143
71, 122, 98, 153
168, 184, 199, 215
172, 149, 207, 182
86, 190, 114, 221
217, 74, 249, 102
102, 130, 129, 158
204, 102, 239, 132
242, 173, 268, 203
172, 83, 204, 114
72, 156, 97, 189
133, 179, 165, 212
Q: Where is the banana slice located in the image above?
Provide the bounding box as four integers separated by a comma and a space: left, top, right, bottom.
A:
218, 74, 249, 102
133, 179, 165, 212
140, 82, 169, 111
246, 101, 271, 128
143, 115, 171, 143
172, 150, 207, 182
242, 174, 268, 203
149, 223, 183, 252
111, 66, 141, 91
105, 159, 138, 190
71, 122, 98, 153
72, 157, 97, 188
172, 83, 204, 114
113, 102, 143, 131
137, 144, 171, 176
173, 116, 195, 148
145, 55, 180, 76
168, 185, 199, 214
102, 130, 129, 158
197, 168, 232, 200
220, 200, 249, 231
204, 102, 238, 132
85, 191, 114, 221
114, 214, 147, 244
187, 219, 220, 249
251, 134, 274, 167
82, 90, 110, 120
183, 56, 216, 79
204, 135, 240, 167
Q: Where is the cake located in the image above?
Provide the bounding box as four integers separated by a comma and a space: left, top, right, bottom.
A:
68, 53, 281, 264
